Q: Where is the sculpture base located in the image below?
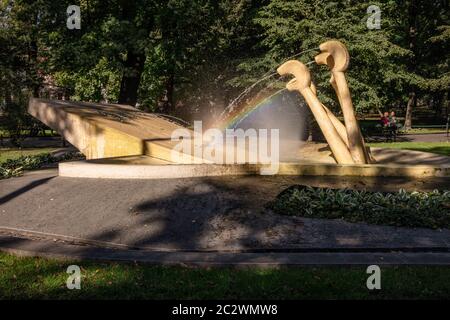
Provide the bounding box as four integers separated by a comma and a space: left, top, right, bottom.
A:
59, 147, 450, 179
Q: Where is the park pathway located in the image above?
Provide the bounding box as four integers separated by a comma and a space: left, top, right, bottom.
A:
399, 133, 449, 143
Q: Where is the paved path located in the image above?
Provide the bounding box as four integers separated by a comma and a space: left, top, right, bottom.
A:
402, 133, 449, 143
371, 133, 450, 143
2, 235, 450, 266
1, 169, 449, 264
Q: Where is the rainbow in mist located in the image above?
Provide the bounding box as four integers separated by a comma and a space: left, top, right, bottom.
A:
216, 89, 291, 130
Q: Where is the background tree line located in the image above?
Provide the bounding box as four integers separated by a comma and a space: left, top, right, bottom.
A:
1, 0, 449, 132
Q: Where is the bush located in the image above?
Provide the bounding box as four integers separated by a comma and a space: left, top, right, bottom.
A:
0, 152, 83, 179
268, 185, 450, 229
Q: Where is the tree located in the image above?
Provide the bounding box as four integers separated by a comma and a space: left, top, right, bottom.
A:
138, 0, 264, 120
39, 0, 160, 106
0, 0, 61, 143
1, 0, 448, 127
396, 0, 450, 129
237, 0, 449, 130
243, 0, 411, 114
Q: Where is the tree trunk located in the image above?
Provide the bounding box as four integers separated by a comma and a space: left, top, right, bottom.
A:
29, 7, 41, 98
405, 0, 418, 130
404, 92, 416, 130
446, 91, 449, 119
4, 85, 12, 107
117, 0, 147, 106
118, 51, 146, 106
163, 73, 175, 114
29, 39, 40, 97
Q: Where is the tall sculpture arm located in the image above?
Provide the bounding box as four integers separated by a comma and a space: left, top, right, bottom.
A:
277, 61, 354, 164
315, 40, 369, 164
310, 82, 349, 147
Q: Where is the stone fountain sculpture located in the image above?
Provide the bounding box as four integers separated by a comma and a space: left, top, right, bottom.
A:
27, 39, 450, 179
28, 40, 370, 166
278, 40, 371, 165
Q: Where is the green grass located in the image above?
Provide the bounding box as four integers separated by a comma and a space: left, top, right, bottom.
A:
0, 252, 449, 299
368, 142, 450, 157
1, 150, 83, 179
0, 148, 57, 164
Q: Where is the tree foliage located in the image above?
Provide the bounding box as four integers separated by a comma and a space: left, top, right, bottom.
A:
247, 0, 449, 116
1, 0, 449, 129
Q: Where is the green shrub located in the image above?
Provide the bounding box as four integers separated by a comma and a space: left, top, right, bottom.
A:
0, 152, 83, 179
269, 186, 450, 229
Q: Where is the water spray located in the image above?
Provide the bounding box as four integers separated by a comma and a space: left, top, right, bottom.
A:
220, 47, 320, 118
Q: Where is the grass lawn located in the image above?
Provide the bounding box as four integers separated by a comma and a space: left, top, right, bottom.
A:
368, 142, 450, 157
0, 147, 57, 164
0, 252, 449, 299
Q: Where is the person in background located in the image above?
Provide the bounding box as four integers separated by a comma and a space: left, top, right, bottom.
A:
379, 111, 389, 127
389, 111, 397, 128
377, 110, 393, 141
389, 111, 398, 141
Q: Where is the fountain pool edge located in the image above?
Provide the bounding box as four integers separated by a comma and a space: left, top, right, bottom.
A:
59, 156, 450, 180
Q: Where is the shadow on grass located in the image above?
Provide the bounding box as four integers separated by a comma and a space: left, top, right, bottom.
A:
1, 251, 450, 299
406, 146, 450, 157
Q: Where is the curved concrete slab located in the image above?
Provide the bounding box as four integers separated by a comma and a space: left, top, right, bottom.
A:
28, 98, 202, 163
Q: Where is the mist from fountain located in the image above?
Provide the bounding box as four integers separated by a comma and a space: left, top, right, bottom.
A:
206, 49, 320, 162
218, 48, 319, 121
